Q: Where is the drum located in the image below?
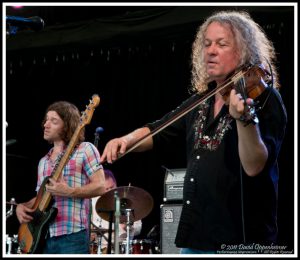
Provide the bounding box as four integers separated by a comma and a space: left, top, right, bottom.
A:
89, 240, 99, 254
131, 239, 154, 254
119, 240, 132, 254
93, 240, 128, 254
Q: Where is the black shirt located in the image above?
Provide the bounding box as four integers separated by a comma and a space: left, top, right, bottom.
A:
147, 86, 287, 251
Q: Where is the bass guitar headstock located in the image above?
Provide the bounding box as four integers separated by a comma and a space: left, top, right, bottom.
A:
80, 94, 100, 127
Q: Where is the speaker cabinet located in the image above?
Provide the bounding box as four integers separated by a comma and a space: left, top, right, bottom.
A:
160, 204, 183, 254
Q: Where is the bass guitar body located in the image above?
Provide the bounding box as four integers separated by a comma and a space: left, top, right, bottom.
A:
18, 177, 57, 254
18, 207, 57, 253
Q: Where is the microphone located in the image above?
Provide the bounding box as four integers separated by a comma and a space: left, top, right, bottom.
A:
94, 127, 104, 148
6, 15, 45, 32
6, 139, 17, 146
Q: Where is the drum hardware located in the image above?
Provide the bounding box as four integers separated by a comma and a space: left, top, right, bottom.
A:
90, 233, 105, 254
6, 235, 13, 254
124, 208, 134, 254
114, 191, 120, 254
95, 209, 114, 254
6, 198, 17, 220
89, 227, 110, 254
6, 234, 20, 254
96, 233, 102, 254
6, 198, 20, 254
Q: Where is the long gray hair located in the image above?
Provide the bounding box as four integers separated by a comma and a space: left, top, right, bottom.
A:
191, 10, 279, 93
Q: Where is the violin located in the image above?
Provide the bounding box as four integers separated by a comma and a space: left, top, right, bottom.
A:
116, 64, 273, 161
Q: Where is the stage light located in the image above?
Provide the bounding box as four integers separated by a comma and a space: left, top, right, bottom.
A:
11, 6, 24, 10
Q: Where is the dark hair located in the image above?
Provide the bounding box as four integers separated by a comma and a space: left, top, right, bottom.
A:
104, 169, 117, 185
42, 101, 85, 144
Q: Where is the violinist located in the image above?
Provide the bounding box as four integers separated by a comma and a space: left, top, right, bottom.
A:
100, 10, 287, 254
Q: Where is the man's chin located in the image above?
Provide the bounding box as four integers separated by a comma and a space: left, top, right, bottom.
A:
207, 68, 220, 77
208, 73, 227, 83
208, 74, 220, 81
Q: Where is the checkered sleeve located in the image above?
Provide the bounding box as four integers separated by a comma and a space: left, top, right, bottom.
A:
82, 142, 103, 177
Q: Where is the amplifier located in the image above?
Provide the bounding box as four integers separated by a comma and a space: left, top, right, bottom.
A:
163, 168, 186, 202
160, 204, 183, 254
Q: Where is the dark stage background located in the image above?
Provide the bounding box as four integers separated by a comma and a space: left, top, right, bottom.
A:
5, 5, 295, 252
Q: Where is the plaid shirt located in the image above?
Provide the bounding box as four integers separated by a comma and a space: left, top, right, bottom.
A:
36, 142, 102, 237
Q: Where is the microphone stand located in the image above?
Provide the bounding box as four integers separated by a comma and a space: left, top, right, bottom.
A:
94, 126, 104, 149
94, 132, 100, 148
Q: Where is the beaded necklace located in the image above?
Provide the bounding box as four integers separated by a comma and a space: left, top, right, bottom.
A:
194, 100, 233, 151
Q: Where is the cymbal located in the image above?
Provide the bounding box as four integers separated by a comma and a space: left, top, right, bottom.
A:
6, 201, 18, 206
95, 186, 154, 222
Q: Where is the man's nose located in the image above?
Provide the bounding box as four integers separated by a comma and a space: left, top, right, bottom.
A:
207, 43, 217, 54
